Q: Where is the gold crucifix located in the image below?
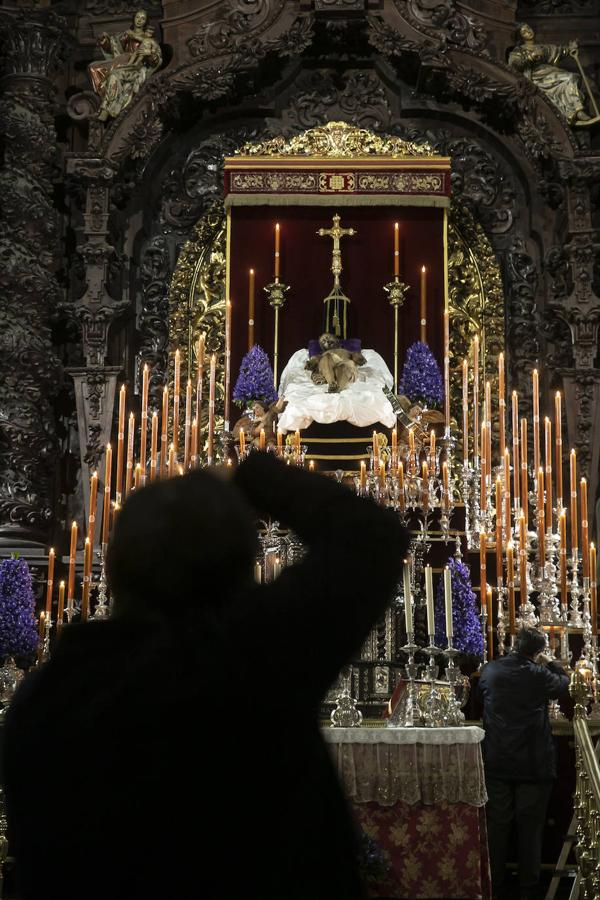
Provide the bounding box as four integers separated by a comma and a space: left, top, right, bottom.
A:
317, 213, 357, 337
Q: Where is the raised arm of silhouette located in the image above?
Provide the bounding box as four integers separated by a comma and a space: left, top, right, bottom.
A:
232, 452, 409, 698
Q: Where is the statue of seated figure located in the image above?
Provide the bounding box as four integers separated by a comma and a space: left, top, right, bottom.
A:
304, 333, 367, 393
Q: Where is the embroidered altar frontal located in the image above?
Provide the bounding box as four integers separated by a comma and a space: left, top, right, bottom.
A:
224, 155, 451, 208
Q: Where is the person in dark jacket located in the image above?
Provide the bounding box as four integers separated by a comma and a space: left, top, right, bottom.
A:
478, 626, 570, 900
3, 451, 408, 900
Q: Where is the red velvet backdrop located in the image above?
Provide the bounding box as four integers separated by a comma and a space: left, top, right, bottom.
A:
229, 205, 444, 409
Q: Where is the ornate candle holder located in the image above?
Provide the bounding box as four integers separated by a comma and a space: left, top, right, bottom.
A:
284, 530, 305, 566
417, 508, 433, 549
537, 560, 556, 626
480, 491, 495, 539
218, 428, 235, 465
461, 463, 473, 546
443, 637, 465, 726
383, 277, 409, 393
91, 555, 110, 619
422, 639, 444, 727
259, 519, 284, 582
480, 602, 489, 666
545, 528, 562, 623
330, 664, 363, 728
293, 443, 308, 468
66, 595, 76, 625
441, 425, 456, 470
496, 578, 508, 655
580, 576, 594, 666
439, 463, 455, 543
517, 541, 539, 627
569, 550, 583, 627
560, 613, 571, 664
39, 614, 52, 664
235, 442, 250, 463
264, 278, 290, 389
398, 631, 420, 727
548, 697, 566, 720
353, 473, 369, 499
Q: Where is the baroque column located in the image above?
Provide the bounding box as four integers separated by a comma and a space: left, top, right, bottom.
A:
63, 156, 127, 536
549, 160, 600, 532
0, 9, 66, 548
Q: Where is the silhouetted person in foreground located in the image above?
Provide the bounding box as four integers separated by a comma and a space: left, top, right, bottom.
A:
3, 452, 408, 900
478, 626, 570, 900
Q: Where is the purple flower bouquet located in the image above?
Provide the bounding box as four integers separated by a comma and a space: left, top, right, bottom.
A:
434, 555, 484, 659
399, 341, 444, 409
233, 345, 278, 409
0, 557, 39, 660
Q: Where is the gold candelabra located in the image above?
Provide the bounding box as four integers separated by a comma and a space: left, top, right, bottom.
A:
263, 278, 289, 388
383, 276, 410, 394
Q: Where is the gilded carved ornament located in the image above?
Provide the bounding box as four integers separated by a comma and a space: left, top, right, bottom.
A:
238, 121, 439, 159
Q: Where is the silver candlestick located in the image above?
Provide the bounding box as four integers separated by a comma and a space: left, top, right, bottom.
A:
423, 638, 444, 727
569, 549, 583, 627
386, 632, 420, 728
330, 665, 362, 728
480, 602, 489, 666
92, 555, 110, 619
496, 578, 507, 656
580, 576, 593, 666
443, 637, 465, 726
39, 614, 52, 664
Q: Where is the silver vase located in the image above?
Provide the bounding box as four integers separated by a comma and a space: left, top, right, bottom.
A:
0, 657, 24, 718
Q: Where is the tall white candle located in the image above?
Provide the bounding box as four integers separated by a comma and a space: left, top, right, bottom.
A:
444, 566, 453, 638
403, 562, 413, 634
425, 565, 435, 636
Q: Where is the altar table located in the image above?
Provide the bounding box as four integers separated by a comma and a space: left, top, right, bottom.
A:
323, 726, 491, 900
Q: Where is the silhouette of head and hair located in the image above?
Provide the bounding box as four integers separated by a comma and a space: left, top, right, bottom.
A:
514, 626, 546, 659
106, 470, 258, 620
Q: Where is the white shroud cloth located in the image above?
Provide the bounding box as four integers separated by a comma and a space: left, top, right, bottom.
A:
277, 348, 396, 432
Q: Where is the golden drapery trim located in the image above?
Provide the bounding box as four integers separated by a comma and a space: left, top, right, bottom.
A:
224, 194, 450, 208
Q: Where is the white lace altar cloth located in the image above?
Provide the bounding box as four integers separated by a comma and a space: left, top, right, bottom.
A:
277, 349, 396, 432
322, 726, 487, 807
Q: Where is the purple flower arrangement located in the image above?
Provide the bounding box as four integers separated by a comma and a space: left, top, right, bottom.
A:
0, 557, 39, 659
434, 555, 483, 658
233, 345, 278, 409
399, 341, 444, 409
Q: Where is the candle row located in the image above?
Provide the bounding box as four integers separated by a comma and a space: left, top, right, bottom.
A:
110, 341, 218, 524
238, 427, 302, 460
403, 562, 454, 639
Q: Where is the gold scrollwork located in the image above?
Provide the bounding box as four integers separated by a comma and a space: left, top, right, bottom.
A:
448, 201, 504, 444
238, 120, 438, 158
167, 202, 226, 434
357, 172, 444, 193
230, 171, 319, 192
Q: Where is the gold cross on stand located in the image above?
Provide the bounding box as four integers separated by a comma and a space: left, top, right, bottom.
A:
316, 214, 357, 337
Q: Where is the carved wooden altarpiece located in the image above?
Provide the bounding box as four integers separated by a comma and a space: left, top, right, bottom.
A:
166, 122, 504, 446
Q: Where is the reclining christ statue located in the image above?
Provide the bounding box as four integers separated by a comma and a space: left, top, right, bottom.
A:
277, 334, 396, 433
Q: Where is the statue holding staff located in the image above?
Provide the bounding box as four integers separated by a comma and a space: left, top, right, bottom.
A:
508, 23, 598, 126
